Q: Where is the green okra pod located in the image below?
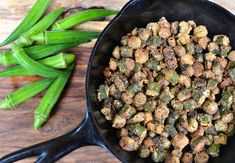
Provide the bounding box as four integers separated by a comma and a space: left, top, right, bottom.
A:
0, 66, 32, 77
11, 43, 66, 78
39, 53, 75, 69
0, 78, 54, 110
0, 0, 51, 47
0, 41, 87, 66
34, 64, 74, 129
51, 9, 118, 30
31, 30, 100, 44
0, 53, 76, 77
15, 7, 65, 47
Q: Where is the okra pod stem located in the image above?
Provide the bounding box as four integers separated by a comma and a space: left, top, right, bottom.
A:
0, 53, 76, 77
0, 0, 51, 47
31, 30, 100, 44
0, 78, 54, 110
15, 7, 65, 47
11, 43, 66, 78
0, 41, 86, 66
34, 64, 74, 129
51, 9, 118, 30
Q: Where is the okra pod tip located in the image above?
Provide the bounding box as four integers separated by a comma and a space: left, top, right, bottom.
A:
34, 114, 47, 129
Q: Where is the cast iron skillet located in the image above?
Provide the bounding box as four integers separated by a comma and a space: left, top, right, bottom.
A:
1, 0, 235, 162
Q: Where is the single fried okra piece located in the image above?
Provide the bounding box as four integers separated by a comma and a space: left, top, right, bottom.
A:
167, 111, 180, 125
171, 99, 184, 110
203, 100, 218, 115
193, 62, 205, 77
207, 143, 220, 157
183, 99, 196, 111
220, 45, 232, 57
147, 35, 162, 46
171, 21, 179, 34
146, 22, 160, 35
182, 152, 193, 163
155, 103, 170, 122
128, 82, 143, 96
172, 133, 189, 150
214, 133, 227, 145
159, 87, 174, 103
144, 112, 153, 125
144, 100, 157, 112
109, 58, 118, 71
145, 58, 161, 71
119, 105, 136, 119
207, 42, 219, 54
165, 124, 178, 138
197, 114, 212, 127
112, 114, 126, 128
179, 21, 192, 34
198, 37, 211, 50
203, 135, 214, 146
190, 137, 205, 154
112, 46, 120, 59
178, 33, 191, 45
135, 48, 149, 64
120, 46, 133, 58
139, 145, 150, 158
134, 92, 147, 107
146, 82, 161, 97
215, 120, 228, 132
194, 151, 209, 163
118, 58, 135, 74
121, 91, 133, 104
163, 69, 180, 86
177, 88, 192, 101
101, 100, 113, 121
207, 79, 219, 90
127, 112, 145, 123
194, 25, 208, 38
220, 89, 233, 108
113, 100, 123, 111
151, 149, 164, 163
213, 35, 230, 46
127, 36, 142, 49
226, 123, 235, 136
187, 118, 199, 133
119, 136, 139, 151
97, 84, 109, 101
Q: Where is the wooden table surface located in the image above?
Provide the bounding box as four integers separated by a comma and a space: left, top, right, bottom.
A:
0, 0, 234, 163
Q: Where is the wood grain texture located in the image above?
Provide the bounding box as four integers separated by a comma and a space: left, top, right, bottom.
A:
0, 0, 234, 163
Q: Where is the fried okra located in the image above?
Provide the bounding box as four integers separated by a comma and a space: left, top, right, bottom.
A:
98, 17, 235, 163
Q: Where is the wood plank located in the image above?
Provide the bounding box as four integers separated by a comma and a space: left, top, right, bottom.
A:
0, 0, 234, 163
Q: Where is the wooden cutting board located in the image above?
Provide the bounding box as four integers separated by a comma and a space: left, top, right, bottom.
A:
0, 0, 234, 163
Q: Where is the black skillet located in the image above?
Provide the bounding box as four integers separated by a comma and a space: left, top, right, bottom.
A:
0, 0, 235, 162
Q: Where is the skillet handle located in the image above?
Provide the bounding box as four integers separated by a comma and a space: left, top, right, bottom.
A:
0, 112, 104, 163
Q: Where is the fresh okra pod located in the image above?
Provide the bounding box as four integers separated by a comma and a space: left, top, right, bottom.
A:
0, 41, 87, 66
51, 9, 119, 30
11, 43, 67, 78
0, 0, 51, 47
15, 7, 65, 47
0, 53, 75, 77
0, 78, 54, 110
31, 30, 100, 44
34, 64, 74, 129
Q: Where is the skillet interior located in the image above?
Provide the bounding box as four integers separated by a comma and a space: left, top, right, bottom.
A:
87, 0, 235, 162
